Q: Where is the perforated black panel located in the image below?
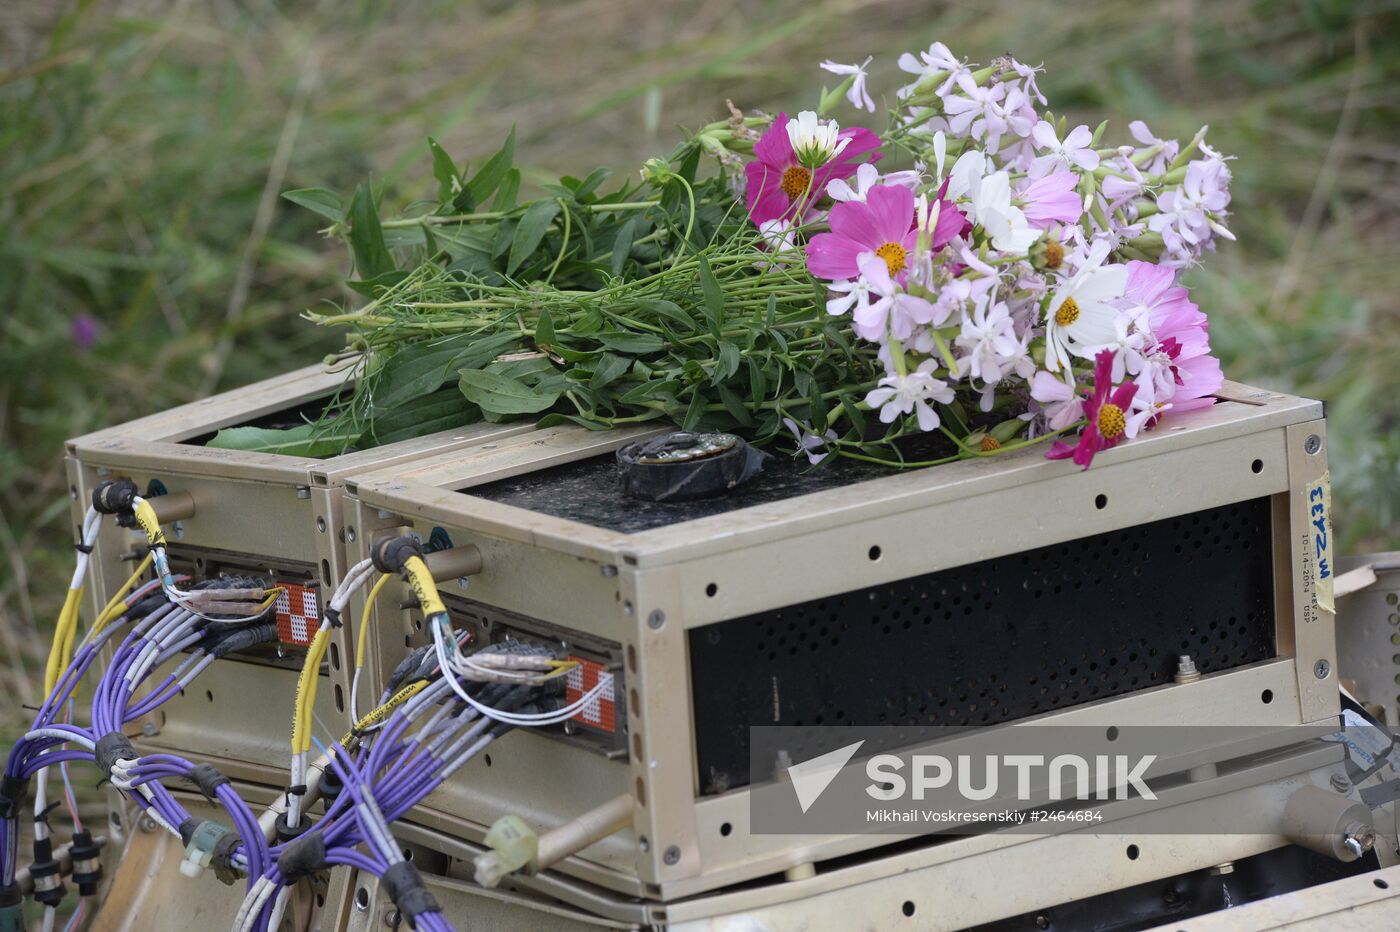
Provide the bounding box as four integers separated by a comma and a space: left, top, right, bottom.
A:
689, 497, 1277, 793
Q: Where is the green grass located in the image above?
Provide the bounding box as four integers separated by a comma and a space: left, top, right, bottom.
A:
2, 0, 1397, 701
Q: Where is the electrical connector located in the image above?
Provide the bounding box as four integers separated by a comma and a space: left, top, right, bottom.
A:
29, 837, 66, 908
371, 534, 425, 575
474, 814, 538, 888
179, 819, 236, 880
69, 830, 103, 896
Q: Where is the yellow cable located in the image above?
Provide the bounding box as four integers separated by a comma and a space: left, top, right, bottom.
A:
91, 552, 155, 636
292, 627, 332, 755
132, 500, 166, 547
401, 556, 446, 619
355, 573, 393, 671
44, 588, 83, 694
337, 680, 429, 749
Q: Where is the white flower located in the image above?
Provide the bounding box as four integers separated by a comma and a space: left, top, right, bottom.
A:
1128, 120, 1179, 174
825, 273, 875, 318
1030, 370, 1085, 431
970, 171, 1040, 254
753, 220, 801, 270
826, 163, 920, 203
864, 359, 955, 431
1044, 240, 1128, 373
820, 57, 876, 112
945, 148, 987, 202
942, 73, 1011, 152
897, 42, 966, 98
1030, 122, 1100, 177
786, 110, 850, 168
782, 417, 838, 465
1148, 159, 1233, 265
1095, 310, 1151, 382
849, 256, 937, 342
955, 295, 1020, 384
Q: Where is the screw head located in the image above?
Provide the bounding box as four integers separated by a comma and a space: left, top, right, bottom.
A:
346, 527, 357, 543
457, 577, 471, 591
647, 610, 666, 630
316, 517, 327, 533
173, 521, 185, 540
1304, 434, 1322, 455
138, 815, 158, 834
663, 845, 681, 865
601, 564, 618, 578
1313, 658, 1331, 679
1330, 772, 1351, 793
141, 721, 158, 736
296, 486, 312, 500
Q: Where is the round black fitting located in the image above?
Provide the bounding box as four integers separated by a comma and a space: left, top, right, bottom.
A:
91, 479, 139, 516
273, 811, 310, 843
29, 837, 66, 908
69, 830, 103, 896
372, 534, 425, 575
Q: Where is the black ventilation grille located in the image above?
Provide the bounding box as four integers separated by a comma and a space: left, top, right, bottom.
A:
689, 496, 1278, 794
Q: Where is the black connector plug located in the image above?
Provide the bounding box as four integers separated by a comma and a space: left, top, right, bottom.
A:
91, 479, 139, 516
371, 534, 425, 575
68, 830, 103, 896
28, 837, 66, 909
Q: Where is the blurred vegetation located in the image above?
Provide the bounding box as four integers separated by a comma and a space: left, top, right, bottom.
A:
1, 0, 1397, 700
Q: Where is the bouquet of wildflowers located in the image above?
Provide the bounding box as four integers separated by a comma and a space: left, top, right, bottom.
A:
229, 43, 1233, 471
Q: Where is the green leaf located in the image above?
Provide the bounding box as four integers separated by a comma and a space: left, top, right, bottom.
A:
635, 297, 697, 332
347, 184, 395, 280
681, 390, 706, 431
714, 342, 741, 384
459, 368, 561, 415
589, 352, 632, 389
427, 137, 463, 207
507, 199, 560, 275
620, 379, 681, 404
597, 330, 664, 353
282, 188, 343, 222
364, 388, 479, 446
465, 126, 516, 205
205, 421, 358, 458
747, 356, 768, 405
572, 167, 612, 201
697, 254, 724, 337
534, 308, 556, 346
492, 168, 521, 211
609, 218, 636, 278
372, 332, 519, 409
717, 385, 755, 426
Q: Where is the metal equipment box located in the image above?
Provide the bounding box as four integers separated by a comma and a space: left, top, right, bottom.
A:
339, 381, 1343, 907
64, 361, 534, 786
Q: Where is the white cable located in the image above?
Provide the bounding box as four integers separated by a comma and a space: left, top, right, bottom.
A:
433, 626, 609, 726
265, 885, 291, 932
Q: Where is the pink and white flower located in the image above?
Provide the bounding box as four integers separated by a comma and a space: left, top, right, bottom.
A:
744, 112, 882, 226
1029, 122, 1100, 177
821, 58, 876, 112
865, 359, 955, 430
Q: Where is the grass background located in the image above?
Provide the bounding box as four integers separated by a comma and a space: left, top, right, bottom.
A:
1, 0, 1397, 704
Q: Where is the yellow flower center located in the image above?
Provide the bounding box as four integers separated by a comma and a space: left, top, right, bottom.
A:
874, 241, 908, 277
1054, 296, 1081, 327
781, 166, 813, 200
980, 435, 1002, 452
1042, 241, 1064, 269
1098, 402, 1126, 439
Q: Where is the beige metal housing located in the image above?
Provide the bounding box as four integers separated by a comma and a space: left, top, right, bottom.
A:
338, 382, 1340, 901
64, 360, 534, 785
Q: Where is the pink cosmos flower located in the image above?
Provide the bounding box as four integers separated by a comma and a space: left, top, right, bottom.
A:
806, 184, 961, 282
1046, 349, 1139, 469
1121, 260, 1222, 412
745, 112, 882, 226
1018, 171, 1083, 228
